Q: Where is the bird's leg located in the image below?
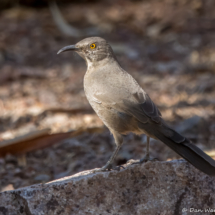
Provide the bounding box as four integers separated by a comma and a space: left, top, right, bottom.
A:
92, 132, 123, 173
130, 136, 158, 165
140, 136, 158, 163
99, 145, 121, 171
140, 136, 150, 162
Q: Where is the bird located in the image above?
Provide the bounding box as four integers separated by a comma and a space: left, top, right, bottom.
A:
57, 37, 215, 176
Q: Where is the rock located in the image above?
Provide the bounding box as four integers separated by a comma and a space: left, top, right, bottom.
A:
0, 160, 215, 215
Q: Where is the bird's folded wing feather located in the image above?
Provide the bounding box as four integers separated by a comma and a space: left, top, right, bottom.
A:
91, 68, 186, 144
93, 71, 162, 124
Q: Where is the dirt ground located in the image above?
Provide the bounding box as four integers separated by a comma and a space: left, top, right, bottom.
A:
0, 0, 215, 191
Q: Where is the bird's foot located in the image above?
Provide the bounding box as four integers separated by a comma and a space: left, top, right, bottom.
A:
91, 163, 124, 173
130, 154, 158, 165
140, 154, 158, 163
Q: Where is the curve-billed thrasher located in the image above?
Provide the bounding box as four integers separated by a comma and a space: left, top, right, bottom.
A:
58, 37, 215, 175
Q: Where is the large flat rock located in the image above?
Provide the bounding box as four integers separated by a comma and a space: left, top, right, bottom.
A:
0, 160, 215, 215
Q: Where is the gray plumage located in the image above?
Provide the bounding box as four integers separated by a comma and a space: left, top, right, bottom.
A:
58, 37, 215, 175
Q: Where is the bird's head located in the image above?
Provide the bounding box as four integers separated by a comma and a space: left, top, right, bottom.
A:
57, 37, 115, 67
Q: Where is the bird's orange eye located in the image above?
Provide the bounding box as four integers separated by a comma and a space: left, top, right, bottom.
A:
90, 43, 96, 49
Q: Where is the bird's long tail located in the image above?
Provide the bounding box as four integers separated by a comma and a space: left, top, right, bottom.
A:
141, 124, 215, 176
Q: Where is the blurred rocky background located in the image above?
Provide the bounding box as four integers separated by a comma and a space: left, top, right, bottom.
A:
0, 0, 215, 191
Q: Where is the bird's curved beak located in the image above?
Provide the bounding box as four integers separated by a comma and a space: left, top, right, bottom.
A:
57, 45, 80, 54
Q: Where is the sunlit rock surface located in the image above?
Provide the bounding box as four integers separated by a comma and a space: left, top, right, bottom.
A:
0, 160, 215, 215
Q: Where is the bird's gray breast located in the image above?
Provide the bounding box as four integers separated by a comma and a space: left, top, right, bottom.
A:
83, 67, 118, 116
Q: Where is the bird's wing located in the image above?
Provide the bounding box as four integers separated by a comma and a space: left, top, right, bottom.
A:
123, 92, 162, 123
93, 71, 162, 124
92, 67, 186, 143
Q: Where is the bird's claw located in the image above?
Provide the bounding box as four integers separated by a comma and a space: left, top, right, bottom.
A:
130, 155, 159, 165
140, 155, 158, 163
91, 164, 124, 173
